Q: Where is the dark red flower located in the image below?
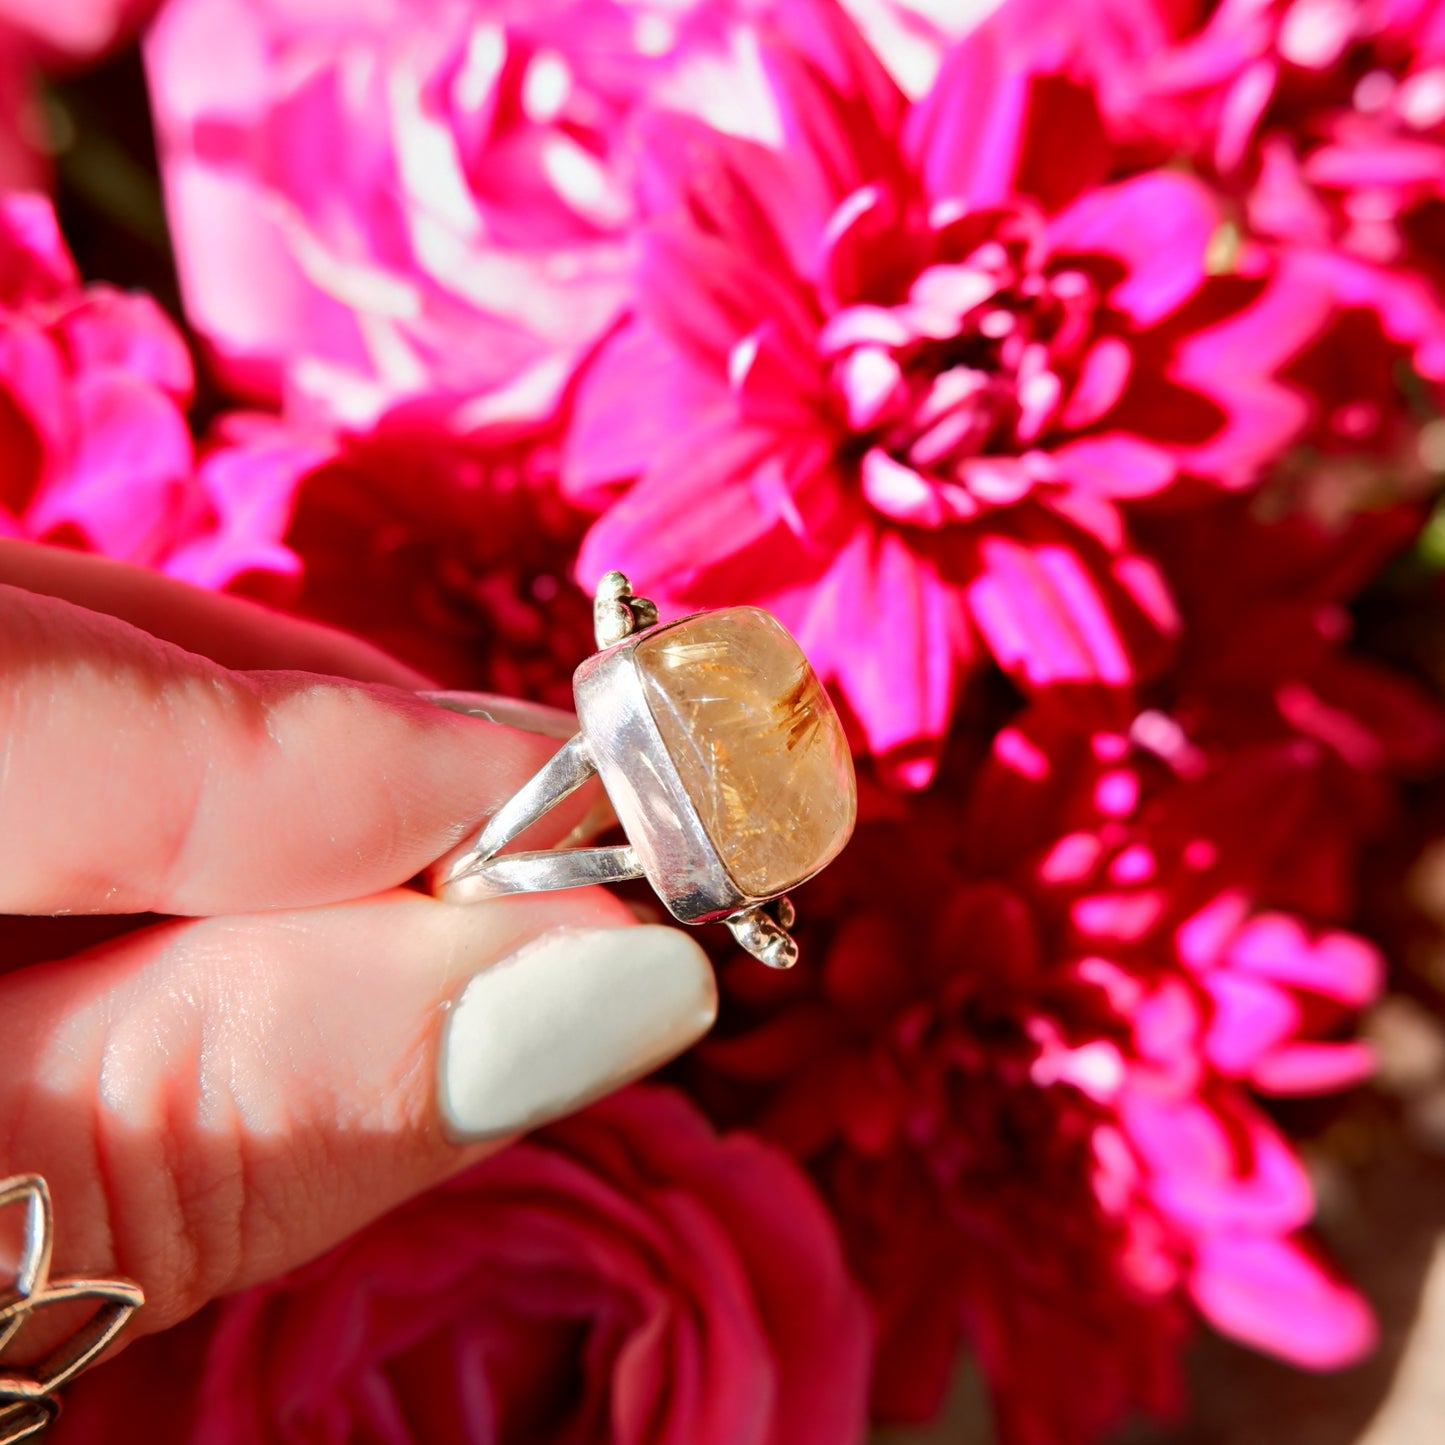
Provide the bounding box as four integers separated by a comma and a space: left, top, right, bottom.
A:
688, 497, 1443, 1442
276, 417, 595, 705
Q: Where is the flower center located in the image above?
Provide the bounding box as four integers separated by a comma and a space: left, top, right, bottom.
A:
816, 203, 1103, 524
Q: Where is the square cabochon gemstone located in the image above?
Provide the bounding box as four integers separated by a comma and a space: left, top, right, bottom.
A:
634, 607, 857, 899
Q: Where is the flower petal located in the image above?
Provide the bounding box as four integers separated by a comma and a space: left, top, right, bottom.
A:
575, 421, 799, 593
563, 320, 728, 496
1223, 915, 1384, 1007
1123, 1093, 1313, 1232
1048, 171, 1219, 327
906, 30, 1108, 212
1052, 434, 1178, 497
1251, 1042, 1375, 1096
0, 191, 80, 306
1190, 1233, 1377, 1369
25, 372, 193, 561
796, 522, 971, 785
639, 222, 818, 369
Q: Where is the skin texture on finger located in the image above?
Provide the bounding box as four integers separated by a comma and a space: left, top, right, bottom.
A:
0, 889, 715, 1335
0, 539, 425, 685
0, 586, 598, 916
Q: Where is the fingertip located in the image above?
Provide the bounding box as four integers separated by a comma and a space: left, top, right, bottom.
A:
437, 923, 717, 1142
0, 590, 590, 914
0, 888, 708, 1333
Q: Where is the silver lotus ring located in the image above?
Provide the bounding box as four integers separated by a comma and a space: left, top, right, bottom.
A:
426, 573, 858, 968
0, 1175, 145, 1443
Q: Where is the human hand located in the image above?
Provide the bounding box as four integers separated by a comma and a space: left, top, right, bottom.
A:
0, 539, 716, 1341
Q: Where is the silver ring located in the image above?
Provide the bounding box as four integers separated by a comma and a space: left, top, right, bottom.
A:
0, 1175, 145, 1442
427, 573, 858, 968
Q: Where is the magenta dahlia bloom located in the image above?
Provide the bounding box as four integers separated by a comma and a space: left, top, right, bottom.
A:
698, 759, 1380, 1444
0, 193, 317, 587
565, 0, 1331, 782
1088, 0, 1445, 383
693, 500, 1441, 1443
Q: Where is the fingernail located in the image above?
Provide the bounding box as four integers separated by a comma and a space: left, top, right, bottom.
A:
438, 926, 717, 1141
417, 690, 577, 740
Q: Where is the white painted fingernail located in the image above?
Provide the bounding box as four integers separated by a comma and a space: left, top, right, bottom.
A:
438, 926, 717, 1141
417, 690, 577, 739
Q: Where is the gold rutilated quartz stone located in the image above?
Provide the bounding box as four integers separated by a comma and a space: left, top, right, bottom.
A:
635, 607, 856, 898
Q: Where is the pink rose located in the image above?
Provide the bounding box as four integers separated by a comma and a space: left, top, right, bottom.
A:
0, 191, 323, 587
143, 0, 776, 429
54, 1087, 873, 1445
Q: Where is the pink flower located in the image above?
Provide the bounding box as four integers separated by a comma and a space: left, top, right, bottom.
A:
53, 1088, 873, 1445
0, 191, 321, 587
833, 0, 997, 96
1099, 0, 1445, 381
564, 1, 1331, 783
837, 0, 1198, 102
143, 0, 777, 430
696, 804, 1194, 1441
697, 756, 1381, 1441
0, 0, 156, 62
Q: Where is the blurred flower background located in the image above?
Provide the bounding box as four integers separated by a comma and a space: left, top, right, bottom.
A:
5, 0, 1445, 1440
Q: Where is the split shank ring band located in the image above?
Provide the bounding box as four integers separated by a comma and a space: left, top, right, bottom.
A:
427, 573, 858, 968
1, 1175, 144, 1443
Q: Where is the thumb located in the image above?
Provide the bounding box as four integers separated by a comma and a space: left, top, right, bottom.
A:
0, 891, 716, 1335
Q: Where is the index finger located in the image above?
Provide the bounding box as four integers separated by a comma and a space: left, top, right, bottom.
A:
0, 584, 578, 917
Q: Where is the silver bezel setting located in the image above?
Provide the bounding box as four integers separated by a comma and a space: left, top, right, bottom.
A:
575, 613, 757, 924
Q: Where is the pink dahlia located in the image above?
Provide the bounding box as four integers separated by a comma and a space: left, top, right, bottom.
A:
0, 192, 316, 587
698, 813, 1193, 1442
143, 0, 777, 429
52, 1088, 873, 1445
1099, 0, 1445, 382
565, 0, 1332, 783
698, 740, 1386, 1442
